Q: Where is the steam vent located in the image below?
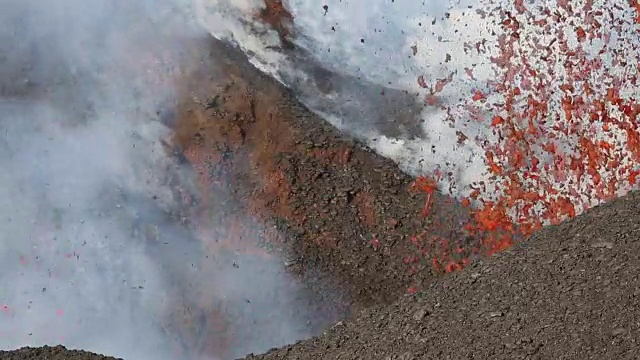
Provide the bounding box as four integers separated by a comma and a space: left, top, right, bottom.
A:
1, 0, 640, 359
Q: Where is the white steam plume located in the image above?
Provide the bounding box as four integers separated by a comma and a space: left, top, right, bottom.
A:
0, 0, 329, 359
195, 0, 494, 196
0, 0, 199, 358
196, 0, 640, 210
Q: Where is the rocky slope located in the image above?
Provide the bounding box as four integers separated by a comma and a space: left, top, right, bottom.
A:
6, 192, 640, 359
245, 191, 640, 359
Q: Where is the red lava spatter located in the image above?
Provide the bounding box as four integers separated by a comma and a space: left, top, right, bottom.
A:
411, 0, 639, 274
258, 0, 295, 48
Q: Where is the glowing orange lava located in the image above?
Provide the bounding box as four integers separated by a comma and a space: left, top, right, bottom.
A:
411, 0, 639, 274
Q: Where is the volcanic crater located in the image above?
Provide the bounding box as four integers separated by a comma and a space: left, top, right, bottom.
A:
3, 0, 640, 359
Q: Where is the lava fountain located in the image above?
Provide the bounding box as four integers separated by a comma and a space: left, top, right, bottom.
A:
197, 0, 640, 272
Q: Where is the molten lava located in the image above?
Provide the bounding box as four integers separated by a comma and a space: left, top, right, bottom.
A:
410, 0, 639, 275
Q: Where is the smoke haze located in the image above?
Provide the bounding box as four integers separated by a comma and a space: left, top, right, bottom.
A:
0, 0, 329, 359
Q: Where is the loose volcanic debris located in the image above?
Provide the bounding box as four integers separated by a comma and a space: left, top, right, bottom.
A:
244, 191, 640, 360
0, 346, 121, 360
168, 37, 474, 312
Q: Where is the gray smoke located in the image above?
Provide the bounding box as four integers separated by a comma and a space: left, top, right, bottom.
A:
0, 0, 330, 359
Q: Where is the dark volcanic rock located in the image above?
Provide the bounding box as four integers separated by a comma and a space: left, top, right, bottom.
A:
245, 192, 640, 359
169, 36, 469, 314
0, 346, 120, 360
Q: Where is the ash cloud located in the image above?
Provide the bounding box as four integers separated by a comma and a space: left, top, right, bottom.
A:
196, 0, 489, 196
0, 0, 325, 359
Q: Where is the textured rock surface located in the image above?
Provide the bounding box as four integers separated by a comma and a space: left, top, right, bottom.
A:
246, 192, 640, 359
